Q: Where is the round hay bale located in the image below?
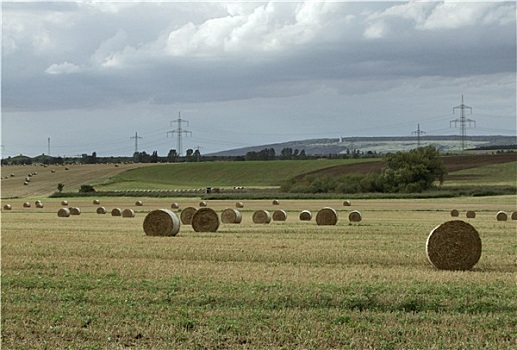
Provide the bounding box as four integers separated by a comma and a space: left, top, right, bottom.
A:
496, 211, 508, 221
93, 199, 101, 205
252, 210, 271, 224
111, 208, 122, 216
122, 209, 135, 218
35, 201, 44, 208
143, 209, 181, 236
61, 200, 69, 206
180, 207, 198, 225
316, 207, 338, 226
450, 209, 459, 217
23, 181, 29, 186
96, 207, 107, 214
466, 210, 476, 219
171, 202, 180, 209
272, 199, 280, 205
348, 210, 362, 223
343, 200, 352, 206
70, 207, 81, 215
199, 201, 208, 207
272, 209, 287, 221
57, 208, 70, 217
3, 204, 12, 210
23, 202, 31, 208
299, 210, 312, 221
191, 208, 220, 232
221, 208, 242, 224
511, 212, 517, 220
426, 220, 482, 271
235, 202, 244, 208
135, 200, 143, 206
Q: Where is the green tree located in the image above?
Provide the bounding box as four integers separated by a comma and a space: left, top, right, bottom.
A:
57, 183, 64, 192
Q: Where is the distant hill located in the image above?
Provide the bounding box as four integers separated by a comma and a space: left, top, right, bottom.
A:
208, 135, 517, 157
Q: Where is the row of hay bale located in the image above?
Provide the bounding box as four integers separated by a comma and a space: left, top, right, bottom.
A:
450, 209, 517, 221
58, 207, 135, 218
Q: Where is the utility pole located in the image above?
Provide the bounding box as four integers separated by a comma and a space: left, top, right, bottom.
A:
167, 111, 192, 156
48, 138, 51, 156
130, 132, 142, 154
450, 95, 475, 152
412, 124, 426, 148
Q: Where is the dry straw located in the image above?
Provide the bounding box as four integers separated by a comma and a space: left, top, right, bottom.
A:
57, 208, 71, 217
221, 208, 242, 224
191, 207, 220, 232
512, 212, 517, 220
316, 207, 338, 225
96, 207, 107, 214
143, 209, 180, 236
70, 207, 81, 215
253, 210, 272, 224
122, 209, 135, 218
111, 208, 122, 216
135, 200, 143, 206
348, 210, 362, 223
426, 220, 482, 270
272, 209, 287, 221
236, 202, 244, 208
180, 207, 198, 225
61, 200, 69, 206
3, 204, 12, 210
496, 211, 508, 221
199, 201, 208, 207
171, 203, 180, 209
466, 210, 476, 219
450, 209, 459, 217
299, 210, 312, 221
343, 200, 352, 206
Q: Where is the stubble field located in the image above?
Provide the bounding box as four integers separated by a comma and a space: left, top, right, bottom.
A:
1, 195, 516, 349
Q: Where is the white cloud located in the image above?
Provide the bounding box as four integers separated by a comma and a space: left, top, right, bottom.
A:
45, 61, 81, 75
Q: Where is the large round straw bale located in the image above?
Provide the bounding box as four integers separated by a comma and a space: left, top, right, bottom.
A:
466, 210, 476, 219
191, 208, 220, 232
23, 202, 31, 208
93, 199, 101, 205
35, 201, 44, 208
180, 207, 198, 225
143, 209, 180, 236
426, 220, 482, 271
3, 204, 12, 210
253, 210, 272, 224
135, 200, 143, 206
111, 208, 122, 216
122, 209, 135, 218
236, 202, 244, 208
57, 208, 70, 217
299, 210, 312, 221
496, 211, 508, 221
511, 212, 517, 220
61, 200, 69, 206
96, 207, 107, 214
316, 207, 338, 226
450, 209, 459, 217
272, 199, 280, 205
272, 209, 287, 221
221, 208, 242, 224
348, 210, 362, 223
70, 207, 81, 215
171, 202, 180, 209
199, 201, 208, 207
343, 200, 352, 206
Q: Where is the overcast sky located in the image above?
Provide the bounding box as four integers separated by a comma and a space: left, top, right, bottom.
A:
2, 1, 515, 157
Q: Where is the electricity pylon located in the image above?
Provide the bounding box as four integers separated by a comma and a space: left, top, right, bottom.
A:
130, 132, 142, 154
412, 124, 426, 148
167, 111, 192, 156
450, 95, 475, 152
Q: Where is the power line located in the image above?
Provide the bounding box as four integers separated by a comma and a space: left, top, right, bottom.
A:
130, 132, 143, 154
450, 95, 476, 152
167, 111, 192, 156
411, 124, 426, 148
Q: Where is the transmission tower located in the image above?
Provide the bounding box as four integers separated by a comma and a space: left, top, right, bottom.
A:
167, 111, 192, 156
450, 95, 475, 151
412, 124, 426, 148
130, 132, 143, 154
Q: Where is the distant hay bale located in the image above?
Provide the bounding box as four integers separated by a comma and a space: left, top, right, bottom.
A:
171, 202, 180, 209
57, 208, 70, 217
23, 202, 31, 208
272, 199, 280, 205
236, 202, 244, 208
191, 207, 220, 232
426, 220, 482, 271
122, 209, 135, 218
466, 210, 476, 219
23, 182, 29, 186
135, 200, 143, 206
450, 209, 459, 217
61, 200, 69, 206
512, 212, 517, 220
180, 207, 198, 225
299, 210, 312, 221
111, 208, 122, 216
35, 201, 44, 208
343, 200, 352, 206
272, 209, 287, 221
348, 210, 362, 223
496, 211, 508, 221
96, 207, 107, 214
253, 210, 272, 224
221, 208, 242, 224
316, 207, 338, 226
93, 199, 101, 205
143, 209, 180, 236
199, 201, 208, 207
3, 204, 12, 210
70, 207, 81, 215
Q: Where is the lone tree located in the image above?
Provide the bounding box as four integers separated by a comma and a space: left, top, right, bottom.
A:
377, 146, 447, 193
57, 183, 64, 192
